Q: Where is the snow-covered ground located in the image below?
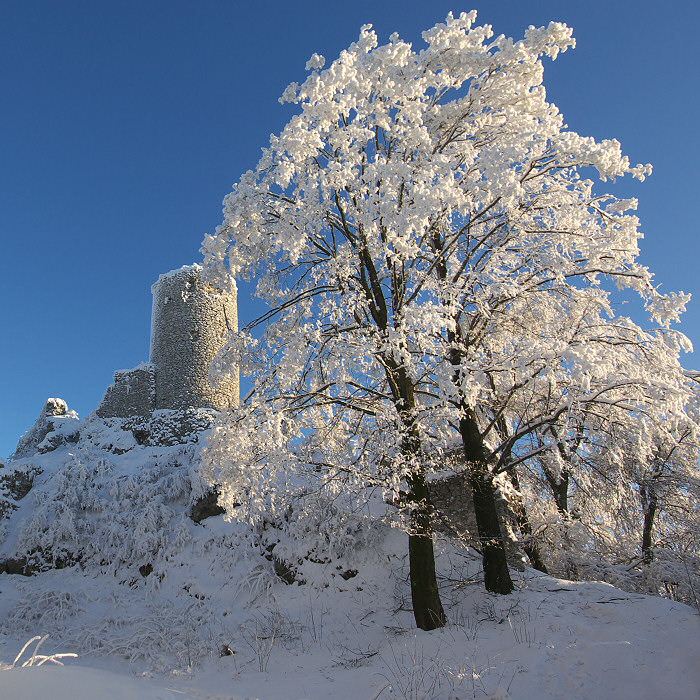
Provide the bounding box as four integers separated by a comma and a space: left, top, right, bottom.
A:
2, 566, 699, 700
1, 417, 699, 700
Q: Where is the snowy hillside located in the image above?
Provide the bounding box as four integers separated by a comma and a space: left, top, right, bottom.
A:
1, 412, 699, 700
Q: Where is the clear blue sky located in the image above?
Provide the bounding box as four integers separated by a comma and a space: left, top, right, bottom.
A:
2, 0, 698, 458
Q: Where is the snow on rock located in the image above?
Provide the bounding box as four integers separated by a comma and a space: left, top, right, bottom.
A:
10, 399, 80, 461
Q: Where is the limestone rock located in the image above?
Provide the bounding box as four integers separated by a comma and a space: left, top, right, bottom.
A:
11, 398, 80, 460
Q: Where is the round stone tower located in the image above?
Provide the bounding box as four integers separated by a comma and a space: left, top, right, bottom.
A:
150, 264, 239, 411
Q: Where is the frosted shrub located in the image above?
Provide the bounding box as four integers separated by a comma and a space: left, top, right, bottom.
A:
4, 636, 77, 669
10, 435, 194, 576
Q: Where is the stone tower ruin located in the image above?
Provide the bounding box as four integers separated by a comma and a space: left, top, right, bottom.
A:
97, 264, 239, 420
151, 265, 238, 411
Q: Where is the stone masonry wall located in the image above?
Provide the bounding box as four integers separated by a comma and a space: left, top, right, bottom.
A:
427, 472, 479, 542
96, 364, 155, 419
428, 472, 525, 570
150, 264, 239, 411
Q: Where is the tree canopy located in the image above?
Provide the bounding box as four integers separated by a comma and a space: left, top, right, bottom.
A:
202, 12, 698, 627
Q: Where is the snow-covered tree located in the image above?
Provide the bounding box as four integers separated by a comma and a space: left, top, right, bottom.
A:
201, 12, 695, 628
505, 341, 699, 594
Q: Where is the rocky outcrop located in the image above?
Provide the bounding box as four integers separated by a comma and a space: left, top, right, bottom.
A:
10, 398, 80, 460
0, 461, 43, 519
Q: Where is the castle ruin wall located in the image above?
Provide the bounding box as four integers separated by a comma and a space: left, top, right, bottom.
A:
150, 264, 239, 411
96, 364, 155, 419
96, 263, 239, 421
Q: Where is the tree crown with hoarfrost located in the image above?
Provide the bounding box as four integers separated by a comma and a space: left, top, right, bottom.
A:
201, 12, 695, 539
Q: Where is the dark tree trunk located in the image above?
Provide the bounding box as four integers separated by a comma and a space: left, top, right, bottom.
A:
552, 472, 569, 516
355, 220, 445, 630
429, 230, 512, 594
460, 411, 514, 594
408, 533, 445, 629
543, 466, 570, 516
545, 437, 572, 516
408, 524, 446, 630
400, 466, 446, 630
540, 457, 579, 578
641, 483, 658, 564
387, 360, 446, 630
406, 473, 446, 629
506, 467, 548, 573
